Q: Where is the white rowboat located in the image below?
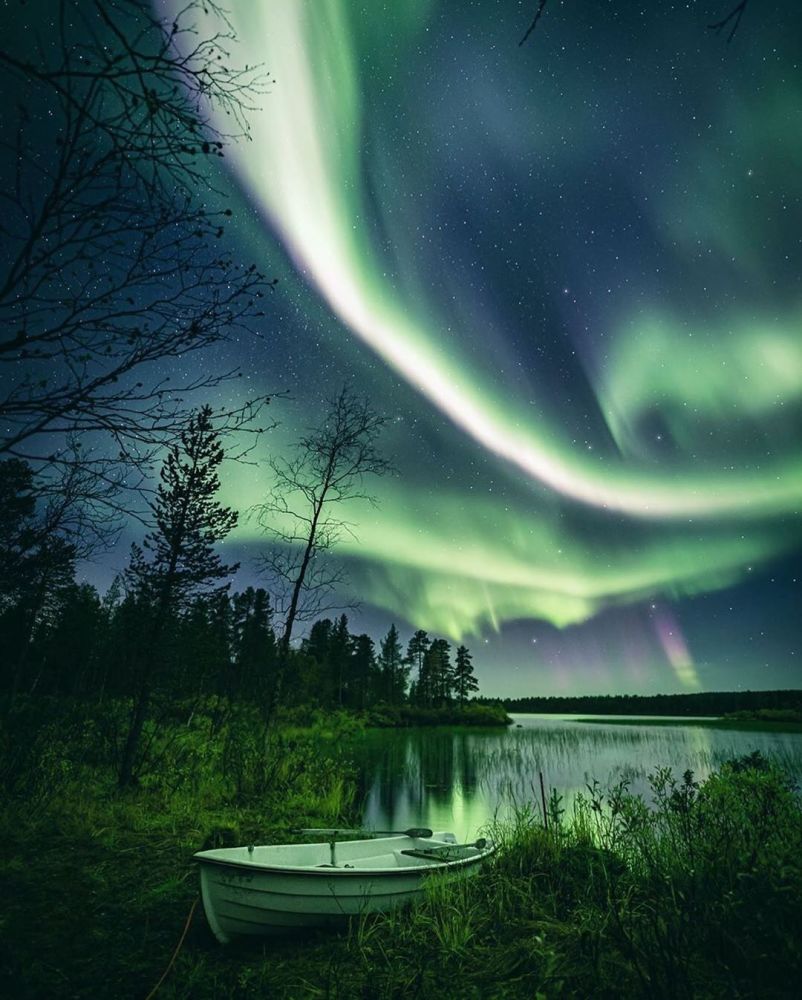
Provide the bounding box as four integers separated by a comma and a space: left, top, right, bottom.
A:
195, 831, 494, 942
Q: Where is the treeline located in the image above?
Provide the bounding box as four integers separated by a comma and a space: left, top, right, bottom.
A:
1, 394, 498, 795
496, 689, 802, 717
0, 431, 485, 742
0, 475, 482, 712
0, 579, 483, 716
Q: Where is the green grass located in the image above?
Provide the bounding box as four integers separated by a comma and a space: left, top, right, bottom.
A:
2, 699, 801, 999
314, 753, 802, 998
0, 697, 363, 998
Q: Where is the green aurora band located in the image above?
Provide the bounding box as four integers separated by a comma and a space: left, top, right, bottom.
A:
191, 1, 802, 519
174, 2, 801, 684
222, 454, 791, 657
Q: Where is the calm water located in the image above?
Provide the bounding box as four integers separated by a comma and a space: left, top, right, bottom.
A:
352, 715, 802, 841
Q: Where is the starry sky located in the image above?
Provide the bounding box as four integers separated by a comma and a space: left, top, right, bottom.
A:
149, 0, 802, 698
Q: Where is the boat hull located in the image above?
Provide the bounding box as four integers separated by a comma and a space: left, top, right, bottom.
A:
196, 834, 492, 942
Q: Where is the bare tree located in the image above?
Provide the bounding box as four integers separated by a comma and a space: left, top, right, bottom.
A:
253, 387, 391, 714
0, 0, 273, 504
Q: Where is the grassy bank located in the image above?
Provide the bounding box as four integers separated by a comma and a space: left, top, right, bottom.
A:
329, 752, 802, 998
3, 729, 800, 997
256, 702, 512, 731
0, 697, 361, 999
364, 702, 512, 728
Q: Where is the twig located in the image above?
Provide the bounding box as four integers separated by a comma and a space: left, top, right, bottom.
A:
519, 0, 549, 47
707, 1, 749, 43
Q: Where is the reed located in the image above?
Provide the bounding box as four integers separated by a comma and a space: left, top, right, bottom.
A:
1, 727, 800, 998
334, 751, 802, 999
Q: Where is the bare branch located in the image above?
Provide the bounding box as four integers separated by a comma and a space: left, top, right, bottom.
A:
0, 0, 276, 527
707, 1, 750, 43
519, 0, 549, 47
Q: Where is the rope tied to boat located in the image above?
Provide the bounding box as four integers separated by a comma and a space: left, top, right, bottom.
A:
143, 895, 199, 1000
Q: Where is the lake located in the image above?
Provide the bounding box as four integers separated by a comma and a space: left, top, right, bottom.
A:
352, 715, 802, 840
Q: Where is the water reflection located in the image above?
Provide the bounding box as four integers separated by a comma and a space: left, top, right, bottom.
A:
354, 716, 802, 840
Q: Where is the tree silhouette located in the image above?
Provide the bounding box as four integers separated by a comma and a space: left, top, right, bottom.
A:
231, 587, 277, 710
427, 638, 453, 707
0, 459, 77, 699
119, 405, 237, 786
0, 0, 272, 517
350, 633, 377, 710
254, 386, 390, 716
453, 645, 479, 706
330, 614, 353, 707
406, 629, 430, 705
707, 2, 750, 42
378, 624, 408, 705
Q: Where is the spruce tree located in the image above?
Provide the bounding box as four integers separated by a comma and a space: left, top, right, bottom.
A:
118, 405, 238, 786
350, 633, 377, 709
232, 587, 276, 708
330, 614, 352, 705
427, 638, 453, 706
454, 645, 479, 705
406, 629, 430, 705
378, 624, 408, 704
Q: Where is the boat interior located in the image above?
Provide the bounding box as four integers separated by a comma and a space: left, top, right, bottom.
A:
196, 833, 490, 871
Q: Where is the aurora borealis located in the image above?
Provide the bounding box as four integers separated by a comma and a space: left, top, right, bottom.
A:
162, 1, 801, 696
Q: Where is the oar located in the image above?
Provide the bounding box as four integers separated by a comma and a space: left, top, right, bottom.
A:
400, 837, 489, 862
295, 826, 434, 839
424, 837, 488, 852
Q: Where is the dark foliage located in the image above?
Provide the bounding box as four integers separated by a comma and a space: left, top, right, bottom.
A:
501, 689, 802, 717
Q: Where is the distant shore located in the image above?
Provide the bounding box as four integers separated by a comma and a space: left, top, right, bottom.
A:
574, 709, 802, 734
494, 689, 802, 719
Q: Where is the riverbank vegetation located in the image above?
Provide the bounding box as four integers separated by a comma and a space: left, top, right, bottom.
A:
0, 697, 361, 998
330, 751, 802, 999
2, 750, 799, 998
364, 702, 511, 728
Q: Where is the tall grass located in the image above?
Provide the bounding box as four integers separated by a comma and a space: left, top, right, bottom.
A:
2, 722, 800, 998
0, 698, 362, 999
331, 752, 802, 999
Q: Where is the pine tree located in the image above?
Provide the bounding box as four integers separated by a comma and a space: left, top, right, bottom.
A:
406, 629, 430, 705
38, 583, 105, 696
0, 459, 76, 698
427, 638, 453, 706
378, 624, 408, 704
453, 645, 479, 705
304, 618, 333, 664
231, 587, 276, 708
202, 591, 235, 699
350, 634, 377, 709
118, 406, 238, 786
330, 614, 352, 705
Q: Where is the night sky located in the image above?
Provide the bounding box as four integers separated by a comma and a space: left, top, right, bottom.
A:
142, 1, 802, 697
